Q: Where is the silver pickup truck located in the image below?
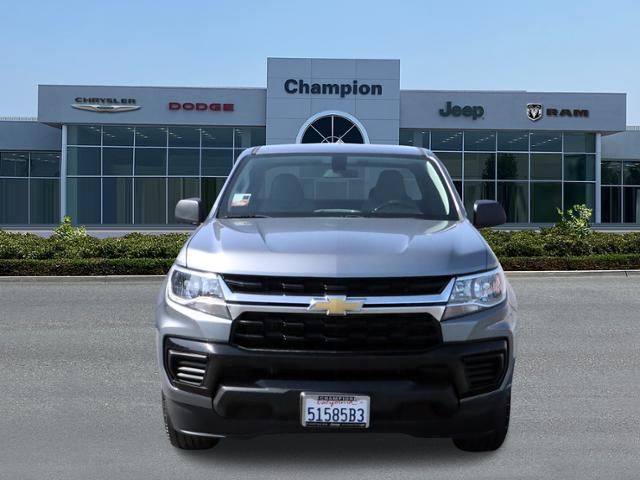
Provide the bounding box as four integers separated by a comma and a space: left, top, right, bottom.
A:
156, 143, 517, 452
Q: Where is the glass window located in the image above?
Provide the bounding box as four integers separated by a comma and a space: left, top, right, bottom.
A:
530, 132, 562, 152
399, 129, 413, 146
531, 183, 562, 223
168, 149, 199, 176
399, 129, 422, 147
497, 153, 528, 180
0, 152, 28, 176
30, 152, 60, 177
201, 177, 227, 212
564, 132, 595, 153
431, 130, 462, 151
452, 180, 462, 198
103, 177, 133, 224
168, 127, 200, 148
217, 154, 456, 220
497, 131, 529, 151
134, 178, 166, 224
601, 186, 621, 223
135, 127, 167, 147
102, 126, 134, 146
135, 148, 166, 175
464, 181, 495, 216
30, 178, 59, 224
623, 187, 640, 223
0, 178, 28, 223
67, 125, 101, 145
433, 151, 462, 178
103, 148, 133, 176
464, 153, 495, 180
202, 149, 233, 176
623, 161, 640, 186
498, 182, 528, 223
66, 177, 101, 224
601, 161, 622, 185
235, 127, 266, 148
464, 130, 495, 151
235, 149, 247, 161
564, 182, 595, 215
531, 153, 562, 180
66, 147, 101, 176
564, 154, 595, 181
201, 127, 234, 148
168, 178, 200, 223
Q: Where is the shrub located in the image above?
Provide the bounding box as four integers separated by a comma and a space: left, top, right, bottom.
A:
547, 204, 593, 239
2, 214, 640, 274
0, 258, 174, 276
51, 216, 87, 241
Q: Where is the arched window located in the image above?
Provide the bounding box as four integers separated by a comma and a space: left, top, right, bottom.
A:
300, 114, 365, 144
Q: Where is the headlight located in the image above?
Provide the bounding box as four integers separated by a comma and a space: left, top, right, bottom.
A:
166, 265, 230, 319
443, 267, 506, 320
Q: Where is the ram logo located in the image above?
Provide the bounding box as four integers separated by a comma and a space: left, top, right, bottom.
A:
526, 103, 543, 122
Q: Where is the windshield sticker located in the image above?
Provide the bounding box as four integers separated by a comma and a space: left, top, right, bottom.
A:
231, 193, 252, 207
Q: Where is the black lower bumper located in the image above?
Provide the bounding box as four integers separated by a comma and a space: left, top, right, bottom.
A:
163, 337, 511, 438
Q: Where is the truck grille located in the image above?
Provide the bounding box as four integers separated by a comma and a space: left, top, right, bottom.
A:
461, 350, 506, 395
167, 350, 208, 387
221, 274, 451, 297
230, 312, 442, 352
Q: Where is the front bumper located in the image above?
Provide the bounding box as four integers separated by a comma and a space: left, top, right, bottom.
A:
156, 278, 517, 439
160, 336, 513, 438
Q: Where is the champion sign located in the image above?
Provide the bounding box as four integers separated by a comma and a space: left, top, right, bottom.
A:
284, 79, 383, 98
168, 102, 234, 112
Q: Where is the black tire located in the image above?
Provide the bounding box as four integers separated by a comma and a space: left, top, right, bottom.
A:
452, 393, 510, 452
162, 393, 220, 450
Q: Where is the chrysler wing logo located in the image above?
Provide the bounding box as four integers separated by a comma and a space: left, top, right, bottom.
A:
71, 104, 141, 113
308, 296, 364, 315
526, 103, 543, 121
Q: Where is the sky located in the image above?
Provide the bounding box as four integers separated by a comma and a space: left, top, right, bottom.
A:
1, 0, 638, 123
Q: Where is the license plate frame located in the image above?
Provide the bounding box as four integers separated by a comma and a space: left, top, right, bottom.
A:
300, 392, 370, 428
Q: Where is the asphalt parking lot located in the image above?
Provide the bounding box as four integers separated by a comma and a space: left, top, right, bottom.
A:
1, 275, 639, 480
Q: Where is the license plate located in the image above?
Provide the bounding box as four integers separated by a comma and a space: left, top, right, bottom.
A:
300, 393, 370, 428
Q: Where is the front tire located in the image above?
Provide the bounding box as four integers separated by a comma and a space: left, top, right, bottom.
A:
162, 393, 220, 450
453, 392, 510, 452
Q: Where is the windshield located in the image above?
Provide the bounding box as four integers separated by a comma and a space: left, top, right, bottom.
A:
217, 153, 460, 220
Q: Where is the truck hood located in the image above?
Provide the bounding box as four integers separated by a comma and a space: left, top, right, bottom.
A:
184, 217, 496, 277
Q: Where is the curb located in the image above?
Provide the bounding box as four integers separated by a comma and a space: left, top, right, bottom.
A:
1, 270, 640, 282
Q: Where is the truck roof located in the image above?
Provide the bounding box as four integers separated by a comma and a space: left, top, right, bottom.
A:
251, 143, 429, 157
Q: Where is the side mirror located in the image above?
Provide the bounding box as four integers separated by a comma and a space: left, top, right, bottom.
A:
175, 198, 205, 225
473, 200, 506, 228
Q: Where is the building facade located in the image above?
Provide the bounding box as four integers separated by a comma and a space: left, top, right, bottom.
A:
0, 57, 636, 229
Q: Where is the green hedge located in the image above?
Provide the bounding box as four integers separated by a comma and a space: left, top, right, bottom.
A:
0, 231, 189, 260
482, 229, 640, 257
500, 254, 640, 271
1, 255, 639, 276
0, 258, 174, 276
2, 229, 640, 261
2, 228, 640, 275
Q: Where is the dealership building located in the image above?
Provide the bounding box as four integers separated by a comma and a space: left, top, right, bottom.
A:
0, 57, 638, 229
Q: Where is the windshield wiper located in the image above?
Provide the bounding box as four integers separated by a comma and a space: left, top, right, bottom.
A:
362, 213, 428, 219
221, 214, 271, 219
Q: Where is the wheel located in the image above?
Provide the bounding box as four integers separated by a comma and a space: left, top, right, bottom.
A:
162, 393, 220, 450
452, 392, 510, 452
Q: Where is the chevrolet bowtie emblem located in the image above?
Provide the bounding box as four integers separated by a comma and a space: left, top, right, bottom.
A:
308, 296, 364, 315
